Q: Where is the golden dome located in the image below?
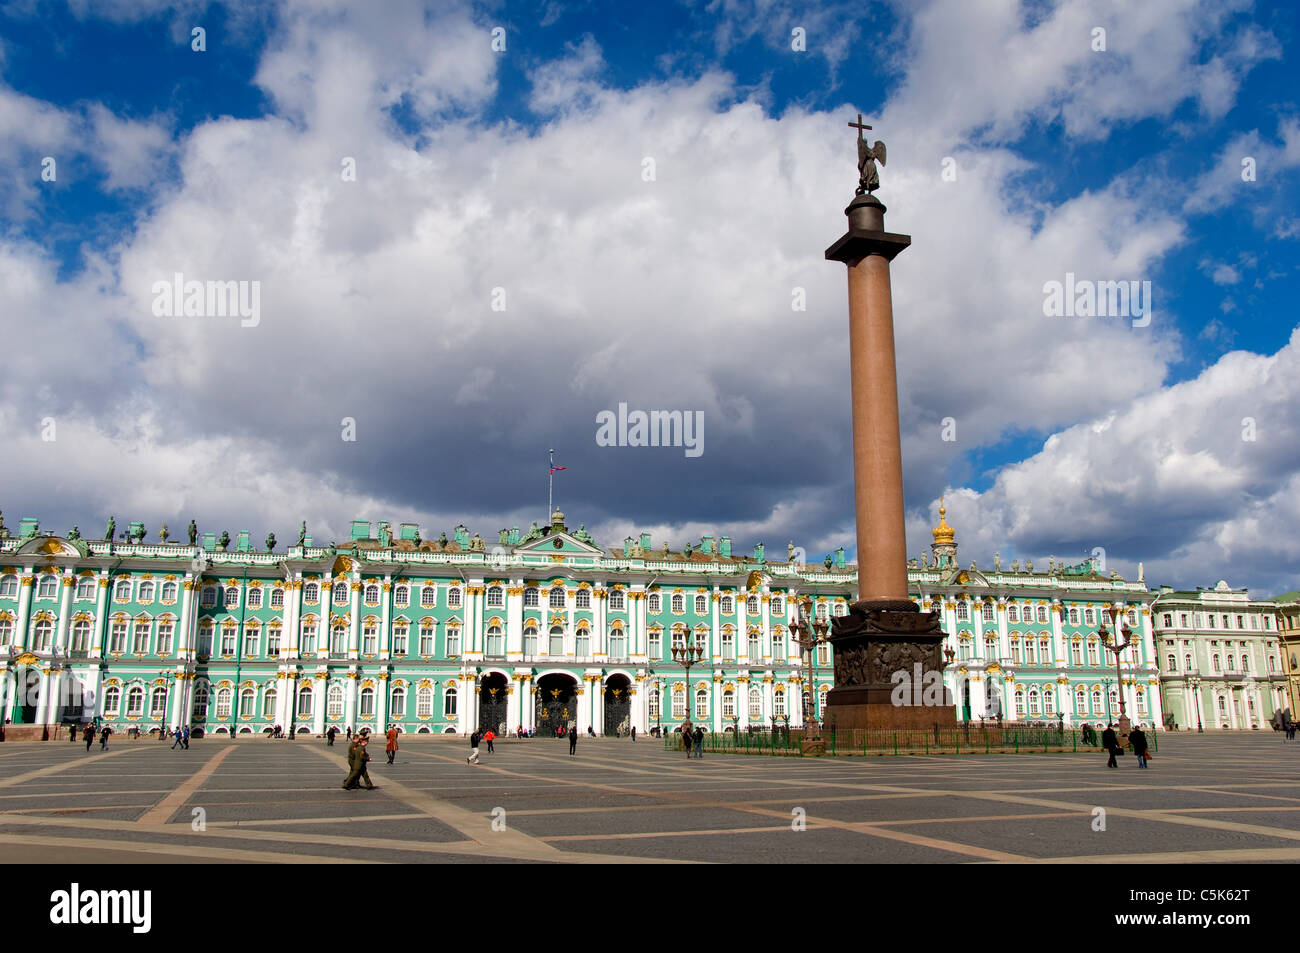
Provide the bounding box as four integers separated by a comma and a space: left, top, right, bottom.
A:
932, 499, 955, 545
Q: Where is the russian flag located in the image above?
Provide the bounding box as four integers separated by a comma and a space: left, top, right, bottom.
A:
550, 464, 567, 473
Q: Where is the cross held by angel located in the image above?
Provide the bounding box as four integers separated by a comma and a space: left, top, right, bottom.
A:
850, 113, 886, 195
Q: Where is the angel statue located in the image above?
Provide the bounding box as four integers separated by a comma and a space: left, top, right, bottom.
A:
850, 114, 886, 195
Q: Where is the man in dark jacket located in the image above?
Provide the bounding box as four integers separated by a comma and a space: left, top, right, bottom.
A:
467, 729, 482, 764
692, 726, 704, 759
1101, 724, 1118, 768
1130, 725, 1149, 768
568, 724, 577, 756
326, 725, 337, 747
342, 735, 375, 789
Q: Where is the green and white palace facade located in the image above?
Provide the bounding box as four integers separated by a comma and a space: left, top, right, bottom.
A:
0, 506, 1170, 737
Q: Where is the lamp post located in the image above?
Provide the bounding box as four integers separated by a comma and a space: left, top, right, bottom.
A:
671, 631, 703, 732
790, 598, 830, 735
1099, 606, 1132, 733
1190, 675, 1203, 733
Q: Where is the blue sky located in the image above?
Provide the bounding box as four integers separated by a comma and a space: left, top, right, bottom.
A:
1, 0, 1298, 596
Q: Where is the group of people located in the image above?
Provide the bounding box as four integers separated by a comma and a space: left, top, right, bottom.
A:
1271, 709, 1296, 739
1097, 723, 1151, 768
80, 723, 112, 751
680, 722, 705, 758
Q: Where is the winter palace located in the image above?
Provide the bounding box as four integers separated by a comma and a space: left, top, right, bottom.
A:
0, 504, 1289, 738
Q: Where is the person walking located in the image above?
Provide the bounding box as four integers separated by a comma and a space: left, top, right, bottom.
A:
568, 724, 577, 756
99, 724, 112, 750
1130, 725, 1149, 768
342, 735, 367, 789
631, 726, 636, 743
467, 729, 482, 764
1102, 723, 1118, 768
693, 725, 704, 759
327, 726, 337, 747
69, 724, 80, 744
83, 724, 95, 752
385, 725, 399, 764
484, 729, 495, 754
171, 727, 185, 750
182, 725, 191, 749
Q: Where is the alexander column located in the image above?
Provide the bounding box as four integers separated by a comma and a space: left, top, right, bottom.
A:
823, 115, 955, 731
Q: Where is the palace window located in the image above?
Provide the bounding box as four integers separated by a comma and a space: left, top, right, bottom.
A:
109, 621, 127, 653
189, 685, 209, 720
76, 577, 96, 601
695, 689, 708, 719
243, 627, 259, 657
445, 627, 461, 657
216, 688, 233, 719
1071, 642, 1082, 665
300, 620, 317, 654
332, 582, 348, 604
1084, 609, 1095, 626
33, 619, 53, 651
774, 688, 786, 718
487, 625, 504, 656
608, 628, 626, 659
694, 594, 707, 614
549, 626, 564, 656
239, 689, 255, 719
956, 603, 968, 622
648, 593, 661, 613
262, 688, 277, 719
72, 620, 91, 652
416, 686, 432, 718
1180, 612, 1189, 627
1076, 688, 1087, 713
749, 687, 762, 719
721, 629, 735, 661
1039, 637, 1051, 663
608, 589, 624, 610
575, 589, 590, 609
330, 624, 347, 657
1185, 653, 1193, 671
1136, 690, 1147, 715
1008, 605, 1019, 623
450, 586, 465, 609
982, 603, 994, 623
817, 643, 831, 666
1037, 606, 1048, 623
1087, 642, 1098, 666
548, 588, 564, 609
157, 622, 174, 656
114, 579, 132, 602
246, 587, 262, 609
1043, 690, 1054, 715
721, 596, 734, 614
303, 582, 319, 603
1010, 640, 1021, 664
421, 586, 437, 608
772, 596, 784, 616
392, 625, 408, 656
360, 687, 375, 719
362, 623, 377, 654
327, 685, 343, 719
772, 630, 785, 659
133, 620, 150, 654
649, 689, 660, 721
1027, 689, 1039, 716
0, 575, 17, 598
267, 629, 280, 656
816, 602, 829, 622
1236, 615, 1245, 630
225, 587, 240, 609
1024, 640, 1035, 664
1069, 608, 1080, 625
38, 575, 59, 599
985, 636, 997, 659
524, 587, 539, 607
1212, 654, 1221, 673
747, 595, 759, 616
1014, 690, 1025, 717
444, 686, 457, 718
648, 630, 661, 659
270, 587, 284, 609
672, 688, 686, 719
126, 686, 145, 717
150, 687, 168, 719
390, 688, 406, 719
394, 585, 409, 608
487, 586, 504, 608
575, 628, 589, 657
364, 584, 379, 604
748, 631, 763, 659
524, 626, 538, 656
1167, 654, 1176, 671
103, 686, 121, 717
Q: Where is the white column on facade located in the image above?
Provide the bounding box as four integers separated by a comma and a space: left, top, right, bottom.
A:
594, 583, 607, 659
737, 677, 750, 729
348, 579, 361, 657
344, 672, 358, 730
506, 582, 523, 658
176, 579, 195, 658
91, 575, 110, 658
166, 673, 184, 729
54, 575, 75, 651
312, 676, 327, 734
33, 668, 51, 724
760, 590, 772, 664
712, 676, 723, 732
1051, 601, 1066, 663
375, 674, 389, 730
711, 588, 722, 663
380, 575, 392, 658
14, 573, 34, 651
282, 578, 299, 658
279, 672, 297, 732
459, 675, 472, 734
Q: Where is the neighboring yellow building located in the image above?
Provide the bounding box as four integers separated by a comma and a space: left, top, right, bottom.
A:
1274, 591, 1300, 712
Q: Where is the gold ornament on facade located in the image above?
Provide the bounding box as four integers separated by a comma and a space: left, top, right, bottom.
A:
20, 576, 34, 587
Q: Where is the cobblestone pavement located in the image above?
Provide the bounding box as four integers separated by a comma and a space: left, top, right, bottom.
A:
1, 732, 1298, 863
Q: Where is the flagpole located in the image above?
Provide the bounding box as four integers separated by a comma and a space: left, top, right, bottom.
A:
548, 448, 554, 519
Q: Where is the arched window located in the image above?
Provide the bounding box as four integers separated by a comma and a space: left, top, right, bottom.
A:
649, 689, 660, 720
303, 582, 319, 603
114, 579, 132, 602
982, 602, 994, 623
76, 577, 96, 600
956, 602, 969, 622
608, 625, 626, 658
1037, 606, 1048, 623
392, 624, 409, 655
1008, 605, 1019, 622
549, 626, 564, 656
524, 587, 539, 607
1091, 689, 1102, 714
722, 688, 735, 718
296, 685, 313, 717
1167, 654, 1176, 670
695, 689, 708, 719
416, 685, 433, 717
443, 685, 457, 717
364, 584, 379, 604
671, 688, 686, 719
1027, 689, 1039, 715
774, 688, 786, 718
246, 587, 262, 609
487, 586, 504, 608
816, 602, 830, 621
193, 685, 209, 720
1015, 689, 1025, 717
38, 575, 59, 599
33, 619, 53, 651
748, 687, 762, 719
747, 629, 762, 659
746, 595, 759, 616
300, 618, 317, 654
103, 685, 121, 717
447, 587, 462, 609
330, 624, 347, 657
149, 686, 168, 718
1075, 687, 1087, 713
575, 627, 589, 657
1068, 608, 1079, 625
1212, 653, 1221, 673
575, 589, 590, 609
333, 582, 349, 604
359, 687, 376, 719
394, 585, 409, 608
1039, 637, 1050, 662
216, 687, 233, 718
128, 686, 146, 717
1184, 653, 1192, 671
362, 621, 377, 654
772, 596, 785, 616
671, 594, 685, 613
238, 688, 255, 719
0, 574, 17, 598
71, 619, 91, 652
721, 628, 735, 661
694, 594, 707, 614
721, 596, 733, 614
486, 625, 504, 656
262, 687, 277, 719
548, 587, 566, 609
390, 687, 407, 718
270, 587, 284, 608
1042, 689, 1054, 714
647, 593, 661, 613
327, 685, 344, 718
421, 585, 437, 608
608, 589, 624, 610
524, 626, 538, 656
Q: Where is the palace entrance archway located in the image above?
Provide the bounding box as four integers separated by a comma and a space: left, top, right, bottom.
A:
604, 674, 631, 736
535, 673, 578, 737
478, 672, 509, 734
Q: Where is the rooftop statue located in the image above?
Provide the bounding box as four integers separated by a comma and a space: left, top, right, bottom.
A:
266, 532, 277, 552
297, 521, 306, 547
68, 526, 81, 540
188, 519, 198, 546
850, 113, 887, 195
219, 530, 230, 551
159, 524, 169, 543
105, 516, 115, 541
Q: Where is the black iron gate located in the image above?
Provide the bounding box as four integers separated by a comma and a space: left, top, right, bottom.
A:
479, 686, 508, 734
604, 686, 631, 736
537, 687, 576, 737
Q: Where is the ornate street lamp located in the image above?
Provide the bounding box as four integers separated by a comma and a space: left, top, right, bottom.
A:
790, 598, 829, 735
671, 631, 703, 732
1190, 675, 1203, 733
1099, 605, 1132, 733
